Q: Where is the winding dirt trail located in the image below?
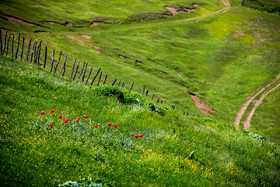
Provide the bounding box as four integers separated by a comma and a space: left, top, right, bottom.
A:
234, 73, 280, 130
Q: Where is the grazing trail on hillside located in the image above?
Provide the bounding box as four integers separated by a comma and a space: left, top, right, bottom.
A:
234, 73, 280, 131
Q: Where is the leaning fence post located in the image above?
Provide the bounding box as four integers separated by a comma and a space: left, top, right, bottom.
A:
85, 67, 93, 86
103, 74, 108, 85
161, 100, 163, 104
20, 37, 24, 61
80, 63, 88, 82
129, 82, 134, 91
33, 44, 37, 64
97, 71, 103, 86
171, 104, 175, 109
70, 59, 76, 79
73, 61, 80, 80
2, 30, 7, 55
118, 80, 121, 86
5, 34, 11, 56
61, 54, 68, 77
121, 82, 125, 89
142, 86, 145, 95
43, 46, 47, 68
151, 94, 154, 100
146, 89, 149, 96
30, 41, 37, 63
54, 51, 62, 74
112, 79, 117, 86
50, 49, 55, 72
15, 33, 20, 59
90, 68, 101, 86
156, 98, 160, 103
77, 62, 85, 80
25, 38, 32, 62
59, 54, 67, 76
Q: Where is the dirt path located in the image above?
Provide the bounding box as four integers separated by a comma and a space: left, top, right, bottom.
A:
190, 94, 215, 116
63, 34, 100, 52
242, 81, 280, 131
234, 73, 280, 130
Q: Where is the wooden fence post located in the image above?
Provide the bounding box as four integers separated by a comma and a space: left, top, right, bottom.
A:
156, 98, 160, 103
146, 89, 149, 96
129, 82, 134, 91
161, 100, 163, 104
43, 46, 47, 68
54, 51, 62, 73
5, 34, 11, 56
61, 54, 68, 77
151, 94, 154, 100
118, 80, 121, 86
15, 33, 20, 59
73, 61, 80, 80
25, 39, 32, 62
30, 41, 37, 63
70, 58, 76, 79
97, 71, 103, 86
59, 54, 67, 76
50, 49, 55, 72
112, 79, 117, 86
103, 74, 108, 85
171, 104, 175, 109
80, 63, 88, 82
90, 68, 101, 86
20, 37, 24, 61
0, 29, 2, 54
77, 62, 85, 80
36, 40, 42, 65
85, 67, 93, 86
121, 82, 125, 89
11, 34, 14, 57
142, 86, 145, 95
2, 30, 7, 55
33, 44, 37, 64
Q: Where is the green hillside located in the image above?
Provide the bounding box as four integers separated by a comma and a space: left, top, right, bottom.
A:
1, 0, 280, 185
0, 56, 279, 186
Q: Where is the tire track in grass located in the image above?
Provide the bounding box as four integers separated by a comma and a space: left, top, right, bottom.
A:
242, 80, 280, 131
234, 73, 280, 130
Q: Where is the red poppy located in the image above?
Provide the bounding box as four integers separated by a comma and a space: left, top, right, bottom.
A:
40, 111, 44, 115
50, 109, 55, 113
95, 124, 99, 128
64, 118, 69, 123
49, 124, 53, 128
76, 117, 81, 122
114, 124, 118, 128
58, 115, 63, 119
135, 134, 139, 138
139, 134, 143, 138
83, 115, 88, 118
108, 122, 112, 126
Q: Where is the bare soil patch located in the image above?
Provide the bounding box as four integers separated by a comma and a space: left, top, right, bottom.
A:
81, 35, 92, 40
64, 34, 100, 52
42, 21, 73, 27
190, 94, 215, 116
165, 5, 197, 16
119, 55, 128, 59
0, 14, 38, 27
90, 21, 105, 26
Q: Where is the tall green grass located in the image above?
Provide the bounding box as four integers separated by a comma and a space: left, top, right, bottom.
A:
0, 56, 279, 186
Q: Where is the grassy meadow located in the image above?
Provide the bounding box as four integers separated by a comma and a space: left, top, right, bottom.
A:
0, 56, 279, 186
0, 0, 280, 185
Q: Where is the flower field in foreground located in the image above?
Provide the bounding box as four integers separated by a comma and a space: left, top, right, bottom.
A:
0, 57, 279, 186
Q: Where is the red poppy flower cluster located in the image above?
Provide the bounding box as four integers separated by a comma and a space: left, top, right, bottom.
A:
76, 117, 81, 122
49, 124, 53, 128
50, 109, 55, 113
95, 124, 99, 128
135, 134, 143, 138
108, 122, 118, 128
40, 111, 45, 115
64, 118, 70, 123
58, 115, 63, 119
